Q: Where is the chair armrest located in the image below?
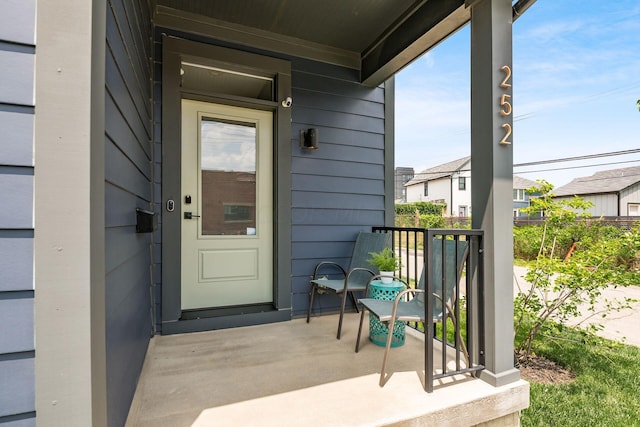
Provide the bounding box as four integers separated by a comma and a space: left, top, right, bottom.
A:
395, 287, 423, 300
312, 261, 346, 279
390, 288, 424, 320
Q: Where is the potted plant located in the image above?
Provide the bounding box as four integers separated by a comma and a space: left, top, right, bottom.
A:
367, 247, 400, 284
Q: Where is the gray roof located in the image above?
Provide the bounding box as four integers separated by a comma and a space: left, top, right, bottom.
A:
513, 175, 538, 190
404, 156, 471, 186
554, 166, 640, 197
404, 155, 538, 191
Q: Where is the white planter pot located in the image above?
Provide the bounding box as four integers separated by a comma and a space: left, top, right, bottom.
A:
379, 271, 394, 284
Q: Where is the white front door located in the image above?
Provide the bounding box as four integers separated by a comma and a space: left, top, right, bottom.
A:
180, 99, 273, 310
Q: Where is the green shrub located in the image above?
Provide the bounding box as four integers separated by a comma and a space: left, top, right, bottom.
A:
514, 181, 640, 359
394, 214, 417, 228
514, 221, 632, 265
513, 225, 543, 261
419, 214, 445, 228
395, 202, 445, 216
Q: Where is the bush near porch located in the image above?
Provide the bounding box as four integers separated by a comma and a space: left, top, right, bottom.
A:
513, 181, 640, 358
513, 181, 640, 425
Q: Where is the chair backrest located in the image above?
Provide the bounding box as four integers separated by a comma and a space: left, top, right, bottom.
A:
347, 232, 392, 284
416, 238, 469, 320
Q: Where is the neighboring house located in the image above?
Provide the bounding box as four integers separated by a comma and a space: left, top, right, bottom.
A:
405, 156, 472, 216
554, 166, 640, 217
394, 167, 414, 203
405, 157, 537, 217
0, 0, 528, 425
513, 175, 539, 218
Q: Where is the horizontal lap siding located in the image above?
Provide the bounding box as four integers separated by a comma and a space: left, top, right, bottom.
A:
291, 59, 387, 316
149, 36, 388, 322
151, 35, 163, 333
105, 1, 152, 426
0, 106, 34, 166
0, 0, 36, 424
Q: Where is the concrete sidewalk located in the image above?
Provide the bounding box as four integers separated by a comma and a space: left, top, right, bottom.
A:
513, 266, 640, 347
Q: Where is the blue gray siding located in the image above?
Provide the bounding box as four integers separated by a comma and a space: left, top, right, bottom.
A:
151, 34, 389, 326
105, 1, 153, 426
290, 59, 387, 316
0, 0, 36, 425
151, 32, 163, 333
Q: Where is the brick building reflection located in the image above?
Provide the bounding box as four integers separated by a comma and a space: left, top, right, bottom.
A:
201, 170, 256, 235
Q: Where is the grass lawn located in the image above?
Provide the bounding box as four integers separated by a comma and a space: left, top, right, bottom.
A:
520, 327, 640, 426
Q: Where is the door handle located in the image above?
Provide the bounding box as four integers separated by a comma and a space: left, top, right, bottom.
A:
184, 212, 201, 219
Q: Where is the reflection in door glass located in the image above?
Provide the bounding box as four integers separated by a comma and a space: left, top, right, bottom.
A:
200, 117, 257, 236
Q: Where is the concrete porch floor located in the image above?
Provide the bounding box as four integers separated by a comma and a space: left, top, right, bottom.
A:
126, 313, 528, 426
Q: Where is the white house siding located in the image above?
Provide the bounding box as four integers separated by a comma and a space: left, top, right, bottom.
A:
426, 178, 450, 204
0, 0, 36, 425
406, 178, 450, 204
620, 183, 640, 216
406, 181, 426, 202
405, 176, 472, 216
451, 172, 472, 216
404, 160, 472, 215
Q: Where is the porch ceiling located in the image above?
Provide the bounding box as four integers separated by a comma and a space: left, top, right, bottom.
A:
153, 0, 470, 86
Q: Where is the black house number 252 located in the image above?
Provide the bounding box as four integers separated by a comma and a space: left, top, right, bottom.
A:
499, 65, 512, 145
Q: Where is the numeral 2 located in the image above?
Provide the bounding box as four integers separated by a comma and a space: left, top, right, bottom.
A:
500, 65, 511, 88
500, 123, 512, 145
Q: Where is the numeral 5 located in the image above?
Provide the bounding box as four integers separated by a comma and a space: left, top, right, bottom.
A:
500, 94, 512, 116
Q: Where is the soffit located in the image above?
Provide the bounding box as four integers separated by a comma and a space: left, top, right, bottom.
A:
156, 0, 419, 53
153, 0, 470, 85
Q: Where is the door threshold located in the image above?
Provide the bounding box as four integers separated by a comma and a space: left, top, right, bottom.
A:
181, 303, 275, 320
162, 308, 291, 335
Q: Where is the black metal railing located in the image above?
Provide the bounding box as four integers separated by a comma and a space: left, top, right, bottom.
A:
373, 226, 485, 392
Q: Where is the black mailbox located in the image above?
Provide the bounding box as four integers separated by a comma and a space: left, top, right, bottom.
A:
136, 208, 156, 233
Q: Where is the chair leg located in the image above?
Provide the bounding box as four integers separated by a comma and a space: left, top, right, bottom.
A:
348, 292, 360, 313
446, 306, 471, 368
306, 284, 316, 323
379, 318, 396, 386
355, 308, 367, 352
337, 291, 349, 339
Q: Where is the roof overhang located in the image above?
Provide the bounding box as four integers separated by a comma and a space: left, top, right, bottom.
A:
153, 0, 469, 86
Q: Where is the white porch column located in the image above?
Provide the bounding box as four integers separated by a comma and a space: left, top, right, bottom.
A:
468, 0, 521, 386
34, 0, 107, 425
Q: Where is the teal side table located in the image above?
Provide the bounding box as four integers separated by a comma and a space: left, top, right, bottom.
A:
368, 279, 406, 347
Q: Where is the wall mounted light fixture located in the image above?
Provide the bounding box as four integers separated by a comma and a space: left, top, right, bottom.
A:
300, 128, 319, 150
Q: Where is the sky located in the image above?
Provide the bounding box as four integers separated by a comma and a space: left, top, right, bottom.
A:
395, 0, 640, 187
201, 120, 256, 172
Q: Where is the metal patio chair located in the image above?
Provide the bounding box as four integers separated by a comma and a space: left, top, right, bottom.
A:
307, 231, 391, 339
355, 238, 470, 390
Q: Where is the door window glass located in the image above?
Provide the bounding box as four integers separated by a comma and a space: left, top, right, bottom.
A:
200, 117, 257, 235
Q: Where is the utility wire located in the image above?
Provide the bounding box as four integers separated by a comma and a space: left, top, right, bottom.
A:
407, 149, 640, 177
514, 159, 640, 175
514, 148, 640, 168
